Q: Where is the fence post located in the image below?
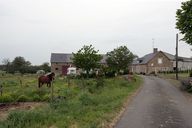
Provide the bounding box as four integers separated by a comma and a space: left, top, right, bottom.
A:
0, 84, 2, 96
51, 81, 54, 102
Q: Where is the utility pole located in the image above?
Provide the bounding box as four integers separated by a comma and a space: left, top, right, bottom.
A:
176, 33, 179, 80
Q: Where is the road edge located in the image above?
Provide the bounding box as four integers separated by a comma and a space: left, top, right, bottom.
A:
106, 76, 144, 128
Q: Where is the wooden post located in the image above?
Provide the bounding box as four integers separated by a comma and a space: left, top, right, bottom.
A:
176, 33, 179, 80
0, 85, 2, 96
51, 81, 54, 102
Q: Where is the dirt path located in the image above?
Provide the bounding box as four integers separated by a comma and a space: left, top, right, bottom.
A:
115, 76, 192, 128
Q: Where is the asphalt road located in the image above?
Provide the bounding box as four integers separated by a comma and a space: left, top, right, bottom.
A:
115, 76, 192, 128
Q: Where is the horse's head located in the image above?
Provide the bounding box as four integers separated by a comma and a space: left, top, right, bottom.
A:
47, 72, 55, 81
50, 72, 55, 80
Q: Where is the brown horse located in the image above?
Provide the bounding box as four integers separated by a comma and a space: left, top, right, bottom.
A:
38, 72, 55, 88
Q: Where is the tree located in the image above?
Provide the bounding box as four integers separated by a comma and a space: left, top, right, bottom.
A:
72, 45, 102, 77
106, 46, 134, 74
40, 62, 51, 72
2, 58, 11, 72
176, 0, 192, 45
12, 56, 31, 74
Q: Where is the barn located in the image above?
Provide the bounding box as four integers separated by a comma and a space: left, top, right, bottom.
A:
50, 53, 107, 75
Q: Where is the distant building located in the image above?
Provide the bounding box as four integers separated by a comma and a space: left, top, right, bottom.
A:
50, 53, 107, 75
131, 48, 192, 74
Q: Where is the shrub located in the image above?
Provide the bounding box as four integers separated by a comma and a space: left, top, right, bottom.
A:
180, 79, 192, 92
16, 95, 31, 102
0, 94, 14, 103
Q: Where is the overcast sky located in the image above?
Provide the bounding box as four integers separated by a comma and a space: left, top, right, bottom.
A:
0, 0, 191, 65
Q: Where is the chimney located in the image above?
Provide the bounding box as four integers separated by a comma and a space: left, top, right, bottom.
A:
153, 48, 158, 53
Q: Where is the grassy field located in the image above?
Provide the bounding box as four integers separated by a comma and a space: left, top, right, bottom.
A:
0, 74, 142, 128
158, 72, 190, 80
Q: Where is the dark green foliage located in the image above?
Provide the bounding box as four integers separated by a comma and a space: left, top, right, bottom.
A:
1, 57, 50, 74
106, 46, 134, 74
72, 45, 102, 78
190, 71, 192, 77
180, 79, 192, 92
39, 62, 51, 73
176, 0, 192, 45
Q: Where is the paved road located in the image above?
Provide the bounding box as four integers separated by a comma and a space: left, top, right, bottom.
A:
115, 76, 192, 128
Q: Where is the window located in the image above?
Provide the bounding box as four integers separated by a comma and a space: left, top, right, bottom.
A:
158, 58, 163, 64
55, 68, 58, 70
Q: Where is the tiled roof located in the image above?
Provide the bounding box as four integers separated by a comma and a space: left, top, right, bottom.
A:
51, 53, 73, 63
133, 51, 192, 65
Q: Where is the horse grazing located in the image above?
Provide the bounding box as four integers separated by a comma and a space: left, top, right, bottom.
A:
38, 72, 55, 88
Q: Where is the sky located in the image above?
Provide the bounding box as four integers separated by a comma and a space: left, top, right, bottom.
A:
0, 0, 191, 65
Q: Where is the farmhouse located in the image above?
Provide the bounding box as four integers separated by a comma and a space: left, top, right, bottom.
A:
131, 48, 192, 74
50, 53, 107, 75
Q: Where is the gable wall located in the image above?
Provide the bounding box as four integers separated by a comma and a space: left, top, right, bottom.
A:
51, 62, 74, 75
147, 52, 173, 73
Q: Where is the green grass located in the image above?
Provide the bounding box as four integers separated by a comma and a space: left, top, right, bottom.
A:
0, 74, 142, 128
159, 72, 190, 80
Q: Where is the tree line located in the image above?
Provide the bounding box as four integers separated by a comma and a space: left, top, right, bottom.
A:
72, 45, 136, 77
1, 57, 50, 74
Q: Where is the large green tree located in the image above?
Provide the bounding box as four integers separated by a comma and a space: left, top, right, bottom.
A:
40, 62, 51, 72
11, 56, 31, 74
72, 45, 102, 77
106, 46, 134, 74
176, 0, 192, 45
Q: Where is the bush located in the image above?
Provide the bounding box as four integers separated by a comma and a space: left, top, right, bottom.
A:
0, 94, 14, 103
16, 95, 31, 102
180, 79, 192, 92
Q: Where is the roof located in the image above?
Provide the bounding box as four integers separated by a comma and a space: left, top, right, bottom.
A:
51, 53, 107, 63
137, 52, 157, 64
51, 53, 73, 63
133, 51, 192, 65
